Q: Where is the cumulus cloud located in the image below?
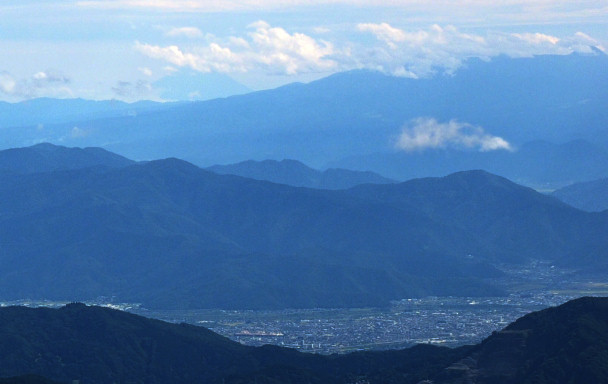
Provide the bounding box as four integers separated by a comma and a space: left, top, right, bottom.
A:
0, 71, 71, 99
136, 21, 336, 75
395, 118, 512, 152
353, 23, 605, 77
137, 20, 605, 81
357, 23, 407, 49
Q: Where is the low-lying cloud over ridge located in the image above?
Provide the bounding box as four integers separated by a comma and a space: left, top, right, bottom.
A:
396, 118, 513, 152
137, 21, 605, 79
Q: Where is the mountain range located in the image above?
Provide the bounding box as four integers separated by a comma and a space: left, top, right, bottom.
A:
1, 297, 608, 383
0, 142, 134, 174
207, 159, 395, 189
0, 144, 606, 309
0, 51, 606, 188
331, 139, 608, 189
0, 98, 169, 130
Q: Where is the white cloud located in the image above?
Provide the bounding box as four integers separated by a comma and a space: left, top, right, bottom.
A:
0, 73, 17, 94
511, 33, 560, 45
137, 21, 605, 80
138, 67, 153, 76
352, 23, 493, 76
0, 71, 72, 99
137, 21, 336, 75
396, 118, 512, 152
312, 26, 331, 34
353, 23, 604, 77
357, 23, 407, 49
166, 27, 205, 39
33, 72, 49, 80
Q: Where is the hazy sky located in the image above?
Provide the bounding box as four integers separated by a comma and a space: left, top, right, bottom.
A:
0, 0, 606, 101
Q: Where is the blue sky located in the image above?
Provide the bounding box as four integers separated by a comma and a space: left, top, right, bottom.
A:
0, 0, 606, 101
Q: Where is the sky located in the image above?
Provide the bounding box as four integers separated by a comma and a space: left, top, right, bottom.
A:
0, 0, 606, 102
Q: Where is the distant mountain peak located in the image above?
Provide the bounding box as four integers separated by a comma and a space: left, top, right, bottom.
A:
30, 142, 62, 151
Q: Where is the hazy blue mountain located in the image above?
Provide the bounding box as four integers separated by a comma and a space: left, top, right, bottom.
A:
0, 98, 170, 130
346, 170, 608, 265
552, 177, 608, 212
0, 51, 605, 188
2, 297, 608, 383
0, 148, 607, 308
331, 139, 608, 190
0, 143, 134, 174
208, 159, 395, 189
154, 70, 252, 101
0, 158, 504, 309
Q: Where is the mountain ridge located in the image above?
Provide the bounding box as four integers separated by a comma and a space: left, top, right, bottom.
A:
0, 143, 134, 174
1, 52, 606, 188
552, 177, 608, 212
1, 297, 608, 383
0, 145, 607, 308
208, 159, 395, 189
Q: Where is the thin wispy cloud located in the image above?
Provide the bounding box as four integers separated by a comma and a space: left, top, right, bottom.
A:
71, 0, 608, 28
0, 71, 72, 99
396, 118, 512, 152
165, 27, 205, 39
111, 79, 153, 98
73, 0, 608, 12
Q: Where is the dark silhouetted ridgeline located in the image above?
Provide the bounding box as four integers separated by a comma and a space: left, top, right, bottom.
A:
2, 298, 608, 383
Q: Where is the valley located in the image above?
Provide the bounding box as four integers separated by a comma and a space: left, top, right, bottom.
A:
2, 4, 608, 381
5, 262, 605, 355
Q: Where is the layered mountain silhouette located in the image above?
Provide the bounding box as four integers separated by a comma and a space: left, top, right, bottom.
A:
347, 170, 608, 265
1, 297, 608, 383
207, 159, 395, 189
0, 98, 167, 130
0, 144, 606, 309
0, 143, 134, 174
332, 139, 608, 189
552, 177, 608, 212
0, 52, 606, 187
